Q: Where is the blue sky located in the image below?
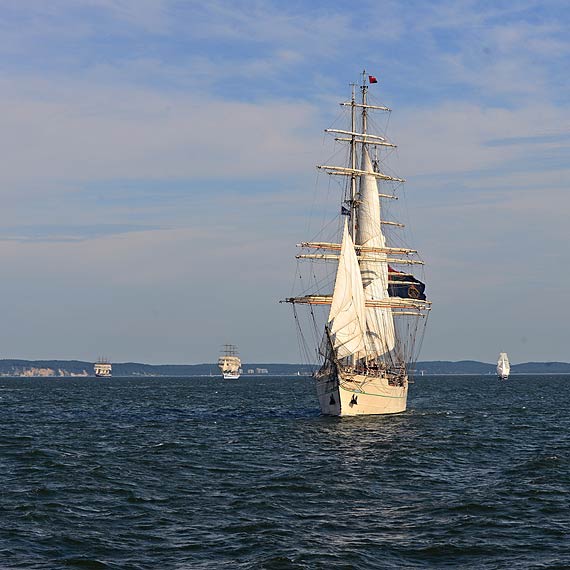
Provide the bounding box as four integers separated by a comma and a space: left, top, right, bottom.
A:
0, 0, 568, 364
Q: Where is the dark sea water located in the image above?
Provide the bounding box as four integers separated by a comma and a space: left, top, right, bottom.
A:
1, 374, 569, 569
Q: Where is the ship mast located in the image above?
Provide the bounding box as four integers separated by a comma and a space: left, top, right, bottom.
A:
361, 69, 369, 140
359, 70, 369, 245
348, 72, 371, 240
349, 83, 357, 239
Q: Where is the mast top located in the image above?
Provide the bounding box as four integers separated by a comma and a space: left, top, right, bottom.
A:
361, 69, 368, 98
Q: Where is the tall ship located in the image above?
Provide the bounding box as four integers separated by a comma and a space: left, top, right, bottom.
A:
284, 72, 430, 416
94, 358, 112, 378
497, 352, 510, 380
218, 345, 241, 380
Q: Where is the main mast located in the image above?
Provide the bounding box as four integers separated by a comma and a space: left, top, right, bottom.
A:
348, 72, 371, 240
349, 83, 357, 239
361, 69, 369, 148
357, 70, 371, 241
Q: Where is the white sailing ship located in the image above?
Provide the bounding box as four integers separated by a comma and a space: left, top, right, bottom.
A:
285, 72, 430, 416
497, 352, 510, 380
94, 358, 112, 378
218, 345, 241, 380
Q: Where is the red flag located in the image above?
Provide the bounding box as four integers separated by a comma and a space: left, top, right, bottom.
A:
368, 75, 378, 84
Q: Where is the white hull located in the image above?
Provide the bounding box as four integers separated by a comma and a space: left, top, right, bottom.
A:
497, 365, 510, 380
315, 370, 408, 416
222, 373, 240, 380
94, 363, 112, 378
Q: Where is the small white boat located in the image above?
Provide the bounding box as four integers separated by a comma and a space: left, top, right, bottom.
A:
497, 352, 510, 380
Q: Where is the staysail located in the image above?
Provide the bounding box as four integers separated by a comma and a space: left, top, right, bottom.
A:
327, 221, 367, 360
356, 148, 396, 358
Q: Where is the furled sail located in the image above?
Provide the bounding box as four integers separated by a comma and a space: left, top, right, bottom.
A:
327, 221, 367, 360
356, 148, 396, 358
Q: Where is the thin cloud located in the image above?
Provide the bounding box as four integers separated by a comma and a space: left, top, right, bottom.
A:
0, 224, 163, 243
0, 76, 320, 191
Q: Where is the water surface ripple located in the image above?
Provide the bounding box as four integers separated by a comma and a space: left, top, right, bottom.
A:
1, 375, 569, 568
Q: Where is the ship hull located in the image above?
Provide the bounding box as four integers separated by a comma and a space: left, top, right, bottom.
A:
222, 373, 240, 380
315, 371, 408, 416
497, 374, 509, 380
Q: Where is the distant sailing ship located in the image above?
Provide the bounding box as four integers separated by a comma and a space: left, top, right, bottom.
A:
284, 72, 430, 416
94, 358, 112, 378
218, 345, 241, 380
497, 352, 510, 380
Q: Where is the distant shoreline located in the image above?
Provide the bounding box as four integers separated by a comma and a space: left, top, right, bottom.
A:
1, 359, 570, 377
414, 372, 570, 376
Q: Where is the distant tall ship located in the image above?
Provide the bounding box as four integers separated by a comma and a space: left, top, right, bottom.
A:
284, 72, 430, 416
218, 345, 241, 380
497, 352, 510, 380
94, 358, 112, 378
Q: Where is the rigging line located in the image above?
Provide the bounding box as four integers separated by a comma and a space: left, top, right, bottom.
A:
310, 211, 345, 245
385, 106, 392, 135
307, 170, 321, 236
290, 259, 303, 298
301, 316, 314, 368
294, 306, 315, 369
321, 172, 335, 238
308, 304, 319, 342
310, 310, 323, 364
297, 305, 312, 366
366, 114, 388, 147
407, 313, 427, 367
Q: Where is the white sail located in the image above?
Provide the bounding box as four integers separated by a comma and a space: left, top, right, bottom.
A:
356, 148, 396, 358
497, 352, 510, 378
327, 221, 367, 360
94, 359, 112, 377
